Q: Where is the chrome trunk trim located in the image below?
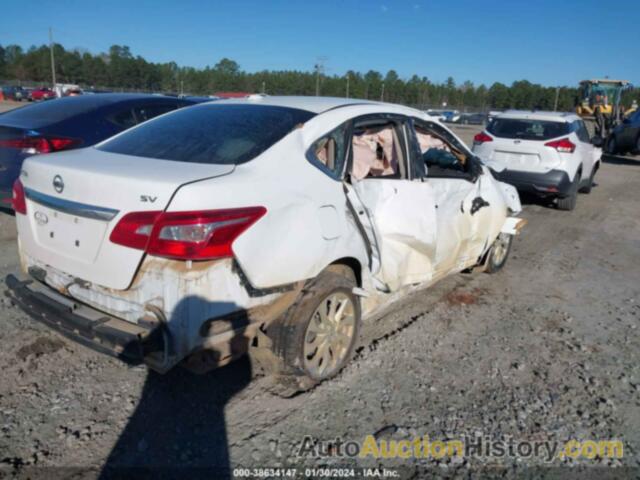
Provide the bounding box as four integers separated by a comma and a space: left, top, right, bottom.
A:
25, 188, 119, 221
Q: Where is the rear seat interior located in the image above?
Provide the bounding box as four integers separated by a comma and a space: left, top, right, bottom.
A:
351, 124, 402, 180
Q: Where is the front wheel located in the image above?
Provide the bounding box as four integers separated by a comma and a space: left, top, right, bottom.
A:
485, 233, 513, 273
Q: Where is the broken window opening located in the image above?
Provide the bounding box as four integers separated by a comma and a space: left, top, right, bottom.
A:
308, 123, 349, 179
413, 120, 477, 180
350, 120, 407, 181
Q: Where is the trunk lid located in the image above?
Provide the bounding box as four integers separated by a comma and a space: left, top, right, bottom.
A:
18, 147, 235, 289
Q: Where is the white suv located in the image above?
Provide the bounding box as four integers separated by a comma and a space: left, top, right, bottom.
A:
472, 111, 603, 210
7, 96, 523, 393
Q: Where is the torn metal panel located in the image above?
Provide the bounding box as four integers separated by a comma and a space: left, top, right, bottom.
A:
495, 179, 523, 214
20, 251, 299, 361
501, 217, 528, 235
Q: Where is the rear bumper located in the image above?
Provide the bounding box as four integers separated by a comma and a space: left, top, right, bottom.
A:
492, 169, 573, 197
4, 274, 174, 372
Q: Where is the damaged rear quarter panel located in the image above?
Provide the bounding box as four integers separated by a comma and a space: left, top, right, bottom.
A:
167, 127, 369, 291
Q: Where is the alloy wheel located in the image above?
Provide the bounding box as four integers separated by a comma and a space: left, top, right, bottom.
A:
303, 292, 356, 379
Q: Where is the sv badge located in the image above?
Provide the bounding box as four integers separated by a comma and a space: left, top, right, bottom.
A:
140, 195, 158, 203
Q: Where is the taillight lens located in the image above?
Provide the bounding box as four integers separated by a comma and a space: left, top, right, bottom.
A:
12, 179, 27, 214
110, 207, 267, 260
544, 138, 575, 153
0, 136, 80, 154
109, 211, 162, 250
473, 132, 493, 145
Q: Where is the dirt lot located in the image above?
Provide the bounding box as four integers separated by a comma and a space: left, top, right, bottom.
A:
0, 105, 639, 477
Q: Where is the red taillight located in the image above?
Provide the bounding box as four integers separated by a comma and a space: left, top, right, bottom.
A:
12, 179, 27, 214
109, 211, 162, 250
473, 132, 493, 144
544, 138, 575, 153
48, 137, 79, 151
110, 207, 267, 260
0, 136, 79, 154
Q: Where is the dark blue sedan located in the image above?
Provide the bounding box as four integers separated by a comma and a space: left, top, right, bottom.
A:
0, 93, 208, 208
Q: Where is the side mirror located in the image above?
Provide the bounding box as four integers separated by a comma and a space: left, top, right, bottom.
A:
590, 136, 604, 147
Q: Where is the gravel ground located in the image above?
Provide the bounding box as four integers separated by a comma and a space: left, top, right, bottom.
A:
0, 108, 639, 478
0, 100, 25, 113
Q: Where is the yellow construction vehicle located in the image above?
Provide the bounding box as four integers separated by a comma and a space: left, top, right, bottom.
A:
576, 79, 631, 139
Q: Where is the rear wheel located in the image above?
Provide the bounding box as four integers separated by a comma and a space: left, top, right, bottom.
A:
259, 268, 361, 396
557, 172, 581, 211
485, 233, 513, 273
579, 165, 597, 194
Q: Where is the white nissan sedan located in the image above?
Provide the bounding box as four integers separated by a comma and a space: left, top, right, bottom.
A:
7, 96, 524, 394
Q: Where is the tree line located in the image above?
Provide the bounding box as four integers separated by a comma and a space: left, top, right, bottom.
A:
1, 43, 638, 111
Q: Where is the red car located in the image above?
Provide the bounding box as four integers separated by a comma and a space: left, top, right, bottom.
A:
30, 88, 57, 101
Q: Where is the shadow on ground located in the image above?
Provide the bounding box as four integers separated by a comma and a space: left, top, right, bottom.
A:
602, 153, 640, 166
100, 358, 252, 478
518, 192, 557, 209
100, 298, 255, 479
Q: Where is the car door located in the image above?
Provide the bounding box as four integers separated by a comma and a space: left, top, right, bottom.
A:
411, 118, 494, 275
620, 110, 640, 150
345, 114, 438, 292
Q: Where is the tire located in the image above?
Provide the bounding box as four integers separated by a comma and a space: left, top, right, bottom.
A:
605, 136, 618, 155
579, 165, 597, 194
557, 172, 581, 211
484, 233, 513, 273
261, 268, 361, 396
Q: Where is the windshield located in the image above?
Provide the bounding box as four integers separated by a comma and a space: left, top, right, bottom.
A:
98, 104, 314, 165
487, 118, 570, 141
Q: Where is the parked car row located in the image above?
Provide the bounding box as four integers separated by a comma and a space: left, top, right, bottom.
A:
426, 110, 489, 126
4, 95, 525, 394
449, 112, 488, 125
1, 86, 31, 101
1, 86, 58, 102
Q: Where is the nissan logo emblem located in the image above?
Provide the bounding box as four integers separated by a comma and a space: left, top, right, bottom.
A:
53, 175, 64, 193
